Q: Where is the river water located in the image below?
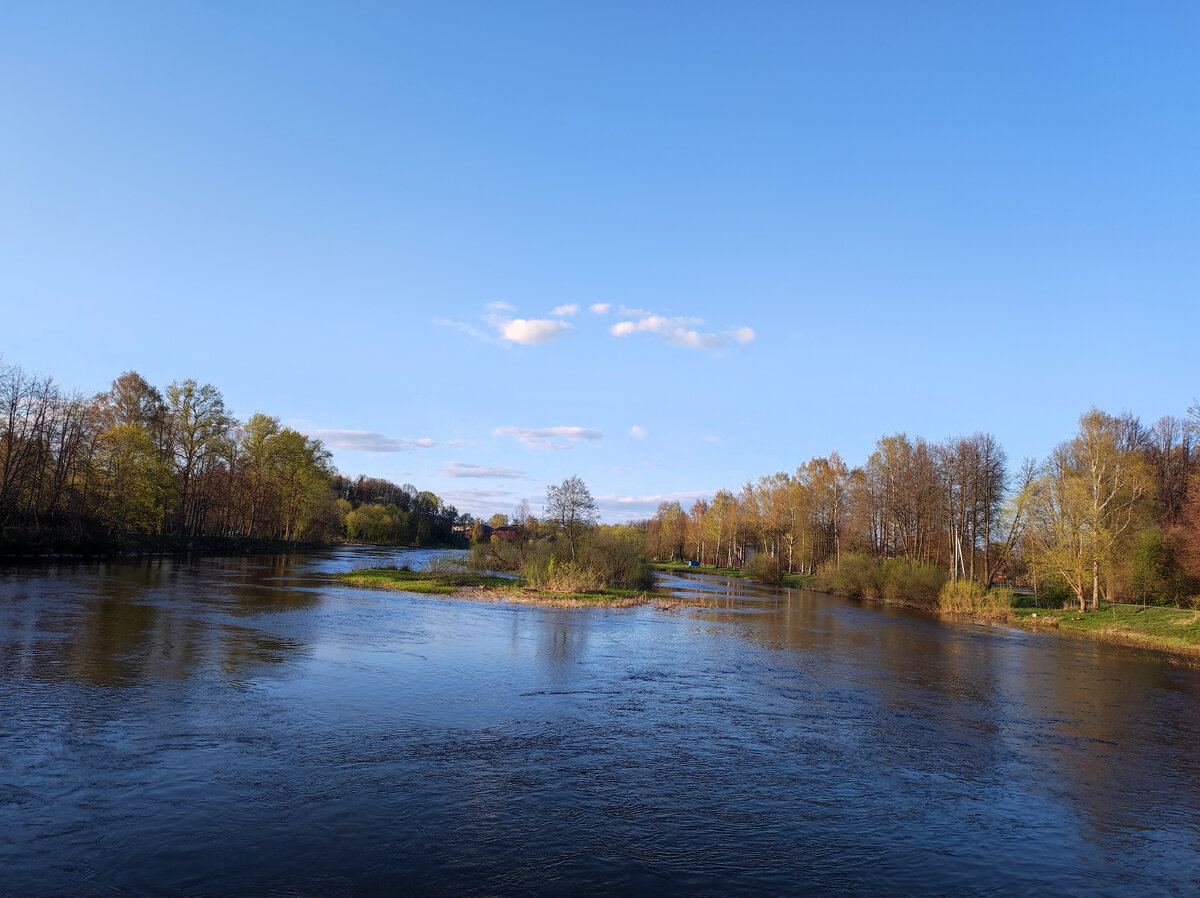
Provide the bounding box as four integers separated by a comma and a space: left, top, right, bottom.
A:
1, 548, 1198, 895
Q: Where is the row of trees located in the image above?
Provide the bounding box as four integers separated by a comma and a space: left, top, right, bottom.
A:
642, 407, 1200, 610
0, 362, 462, 549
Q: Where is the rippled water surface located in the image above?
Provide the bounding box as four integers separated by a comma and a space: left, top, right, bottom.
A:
2, 549, 1199, 895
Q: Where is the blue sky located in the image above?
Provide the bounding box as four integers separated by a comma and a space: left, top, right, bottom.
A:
3, 2, 1198, 521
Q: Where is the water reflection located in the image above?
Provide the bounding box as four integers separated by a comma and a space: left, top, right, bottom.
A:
0, 555, 1198, 895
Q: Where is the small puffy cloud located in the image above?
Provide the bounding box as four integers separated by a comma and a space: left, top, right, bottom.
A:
551, 304, 579, 317
306, 430, 437, 453
441, 461, 533, 480
590, 303, 611, 315
630, 425, 646, 439
499, 318, 573, 345
494, 425, 603, 451
609, 309, 756, 351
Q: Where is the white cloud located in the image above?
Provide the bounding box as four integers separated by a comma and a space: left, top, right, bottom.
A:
494, 425, 603, 451
499, 318, 573, 345
609, 310, 756, 351
485, 301, 515, 312
589, 303, 611, 315
306, 430, 437, 453
439, 488, 522, 517
630, 425, 646, 439
432, 318, 492, 342
441, 461, 533, 480
551, 304, 579, 317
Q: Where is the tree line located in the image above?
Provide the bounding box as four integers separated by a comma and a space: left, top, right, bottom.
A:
0, 361, 463, 552
642, 407, 1200, 610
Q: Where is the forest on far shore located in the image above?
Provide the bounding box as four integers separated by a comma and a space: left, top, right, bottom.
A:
0, 362, 467, 555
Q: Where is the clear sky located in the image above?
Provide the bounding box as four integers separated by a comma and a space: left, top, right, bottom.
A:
3, 2, 1198, 521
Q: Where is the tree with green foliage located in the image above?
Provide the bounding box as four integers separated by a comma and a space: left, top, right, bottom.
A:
545, 475, 598, 560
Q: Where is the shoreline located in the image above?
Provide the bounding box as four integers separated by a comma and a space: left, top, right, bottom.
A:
662, 567, 1200, 665
335, 568, 656, 608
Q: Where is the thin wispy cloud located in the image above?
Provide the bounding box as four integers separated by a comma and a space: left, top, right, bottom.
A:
610, 312, 756, 351
441, 461, 533, 480
431, 318, 492, 342
494, 425, 603, 451
551, 304, 579, 317
590, 303, 611, 314
306, 430, 437, 452
595, 490, 713, 520
701, 435, 721, 443
630, 425, 646, 439
440, 487, 522, 517
485, 301, 515, 312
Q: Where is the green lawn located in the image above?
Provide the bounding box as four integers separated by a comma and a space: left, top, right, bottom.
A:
1013, 605, 1200, 657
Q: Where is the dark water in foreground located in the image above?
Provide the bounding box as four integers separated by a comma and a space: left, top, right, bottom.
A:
1, 550, 1199, 896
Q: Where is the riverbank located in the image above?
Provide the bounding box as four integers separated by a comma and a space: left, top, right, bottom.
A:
336, 567, 654, 607
1011, 605, 1200, 660
662, 565, 1200, 663
651, 561, 817, 589
0, 530, 463, 561
0, 530, 335, 560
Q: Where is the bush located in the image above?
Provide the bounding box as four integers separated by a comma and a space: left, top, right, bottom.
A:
745, 553, 783, 585
522, 556, 604, 593
424, 553, 465, 573
814, 554, 945, 607
581, 526, 654, 590
880, 558, 947, 608
938, 580, 1013, 615
816, 554, 881, 597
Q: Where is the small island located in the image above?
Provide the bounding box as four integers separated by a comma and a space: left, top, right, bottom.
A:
336, 567, 653, 607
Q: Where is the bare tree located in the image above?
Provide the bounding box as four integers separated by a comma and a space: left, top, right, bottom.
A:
545, 475, 598, 559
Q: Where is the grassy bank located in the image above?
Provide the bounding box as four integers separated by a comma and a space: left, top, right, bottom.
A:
650, 561, 817, 589
1013, 604, 1200, 659
336, 567, 653, 607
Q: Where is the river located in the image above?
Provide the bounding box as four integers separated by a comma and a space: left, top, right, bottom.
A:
1, 548, 1198, 895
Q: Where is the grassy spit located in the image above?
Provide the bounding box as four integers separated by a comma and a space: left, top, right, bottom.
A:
335, 567, 654, 607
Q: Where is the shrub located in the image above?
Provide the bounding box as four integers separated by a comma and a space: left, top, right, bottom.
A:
937, 580, 1013, 615
818, 554, 881, 597
880, 558, 947, 608
424, 553, 465, 573
581, 526, 654, 590
521, 556, 604, 593
745, 553, 783, 585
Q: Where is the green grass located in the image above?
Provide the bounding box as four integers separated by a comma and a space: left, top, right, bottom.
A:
1013, 605, 1200, 658
650, 561, 816, 589
335, 568, 652, 606
336, 568, 516, 595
